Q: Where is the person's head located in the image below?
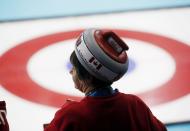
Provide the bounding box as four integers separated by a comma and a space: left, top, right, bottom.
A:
70, 51, 112, 93
70, 28, 129, 93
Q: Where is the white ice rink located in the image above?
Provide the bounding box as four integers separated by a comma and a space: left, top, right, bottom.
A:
0, 8, 190, 131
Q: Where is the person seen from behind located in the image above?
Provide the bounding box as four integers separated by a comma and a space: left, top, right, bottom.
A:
44, 28, 167, 131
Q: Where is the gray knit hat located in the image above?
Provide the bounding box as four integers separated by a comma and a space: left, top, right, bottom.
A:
75, 28, 129, 82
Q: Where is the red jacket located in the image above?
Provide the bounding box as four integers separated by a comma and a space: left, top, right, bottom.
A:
45, 92, 167, 131
0, 101, 9, 131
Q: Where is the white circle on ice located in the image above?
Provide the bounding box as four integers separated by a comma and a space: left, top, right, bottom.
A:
27, 38, 176, 96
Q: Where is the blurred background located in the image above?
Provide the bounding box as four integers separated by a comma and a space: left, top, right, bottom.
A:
0, 0, 190, 130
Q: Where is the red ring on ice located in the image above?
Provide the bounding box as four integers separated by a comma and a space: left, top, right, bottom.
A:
0, 29, 190, 107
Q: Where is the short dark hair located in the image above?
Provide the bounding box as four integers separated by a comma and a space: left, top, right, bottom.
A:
70, 51, 112, 88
